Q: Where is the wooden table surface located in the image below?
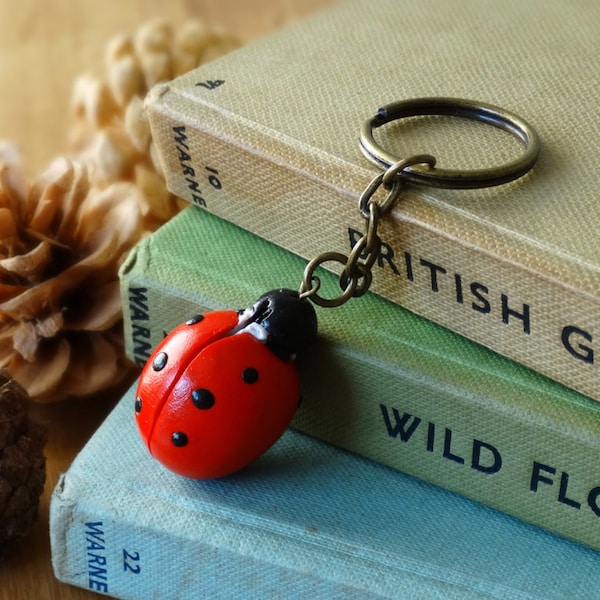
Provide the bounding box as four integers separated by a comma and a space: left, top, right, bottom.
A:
0, 1, 336, 598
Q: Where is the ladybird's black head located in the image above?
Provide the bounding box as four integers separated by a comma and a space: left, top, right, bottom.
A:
247, 289, 317, 361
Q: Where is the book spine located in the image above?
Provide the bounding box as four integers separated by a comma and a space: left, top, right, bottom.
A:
50, 471, 467, 599
145, 86, 600, 403
50, 474, 359, 599
120, 250, 600, 553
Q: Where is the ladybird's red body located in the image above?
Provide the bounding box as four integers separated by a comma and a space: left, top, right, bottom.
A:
135, 290, 317, 479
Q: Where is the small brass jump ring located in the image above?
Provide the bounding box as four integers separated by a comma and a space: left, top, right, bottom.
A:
300, 251, 358, 308
358, 155, 436, 219
358, 173, 402, 219
341, 263, 372, 298
381, 154, 437, 189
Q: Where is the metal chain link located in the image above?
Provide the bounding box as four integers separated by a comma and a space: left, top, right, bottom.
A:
299, 154, 436, 308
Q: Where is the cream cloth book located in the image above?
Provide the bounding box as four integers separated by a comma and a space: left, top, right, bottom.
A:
146, 0, 600, 401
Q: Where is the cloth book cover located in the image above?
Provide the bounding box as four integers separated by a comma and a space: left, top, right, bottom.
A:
119, 206, 600, 553
145, 0, 600, 403
50, 381, 600, 599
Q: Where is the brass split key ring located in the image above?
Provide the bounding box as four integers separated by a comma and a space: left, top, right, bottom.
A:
300, 96, 541, 307
359, 96, 541, 189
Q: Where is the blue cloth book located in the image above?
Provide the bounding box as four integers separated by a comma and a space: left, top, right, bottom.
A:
50, 380, 600, 599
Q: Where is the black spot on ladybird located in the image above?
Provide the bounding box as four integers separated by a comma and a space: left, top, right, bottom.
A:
152, 351, 168, 371
186, 314, 205, 326
135, 397, 142, 413
242, 368, 259, 384
171, 432, 188, 447
191, 388, 215, 410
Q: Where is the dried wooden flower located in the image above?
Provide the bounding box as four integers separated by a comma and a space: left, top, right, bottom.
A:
69, 19, 239, 224
0, 144, 141, 401
0, 20, 240, 402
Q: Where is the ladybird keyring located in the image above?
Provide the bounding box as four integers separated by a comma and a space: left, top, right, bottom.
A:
135, 97, 541, 479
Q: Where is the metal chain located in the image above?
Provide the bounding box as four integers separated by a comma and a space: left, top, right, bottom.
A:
299, 154, 436, 308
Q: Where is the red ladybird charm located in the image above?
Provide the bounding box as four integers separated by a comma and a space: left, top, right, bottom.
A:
134, 289, 317, 479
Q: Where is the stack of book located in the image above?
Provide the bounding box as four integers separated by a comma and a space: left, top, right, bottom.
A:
50, 0, 600, 597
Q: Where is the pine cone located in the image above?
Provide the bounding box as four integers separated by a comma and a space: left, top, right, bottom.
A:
69, 19, 240, 224
0, 370, 46, 559
0, 20, 241, 403
0, 144, 141, 402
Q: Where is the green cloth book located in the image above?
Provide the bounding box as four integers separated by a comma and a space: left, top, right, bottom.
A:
119, 206, 600, 552
145, 0, 600, 403
51, 380, 600, 599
